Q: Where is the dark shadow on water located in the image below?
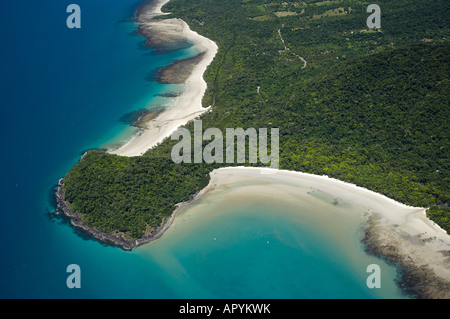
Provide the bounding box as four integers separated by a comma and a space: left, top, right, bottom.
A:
155, 92, 181, 98
142, 39, 193, 56
47, 207, 117, 250
47, 183, 59, 212
119, 108, 151, 126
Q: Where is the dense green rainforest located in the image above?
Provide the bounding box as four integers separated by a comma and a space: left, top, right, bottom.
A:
61, 0, 449, 240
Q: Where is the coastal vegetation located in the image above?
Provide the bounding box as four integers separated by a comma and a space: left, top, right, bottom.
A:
59, 0, 449, 240
63, 151, 212, 239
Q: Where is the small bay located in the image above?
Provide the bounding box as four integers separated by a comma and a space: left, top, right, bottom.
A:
0, 0, 407, 299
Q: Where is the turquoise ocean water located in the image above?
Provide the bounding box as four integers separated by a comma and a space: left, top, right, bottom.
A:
0, 0, 406, 298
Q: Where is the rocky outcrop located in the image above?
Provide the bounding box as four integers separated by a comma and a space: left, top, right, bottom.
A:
54, 178, 175, 251
362, 216, 450, 299
154, 52, 206, 84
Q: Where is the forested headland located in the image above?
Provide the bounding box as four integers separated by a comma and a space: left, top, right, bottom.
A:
58, 0, 449, 243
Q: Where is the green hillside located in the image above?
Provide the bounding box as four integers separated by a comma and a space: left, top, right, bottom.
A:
60, 0, 449, 239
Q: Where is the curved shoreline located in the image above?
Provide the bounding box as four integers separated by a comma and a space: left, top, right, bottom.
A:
56, 177, 188, 251
55, 161, 450, 297
54, 0, 449, 298
109, 0, 218, 156
199, 167, 450, 298
54, 0, 218, 250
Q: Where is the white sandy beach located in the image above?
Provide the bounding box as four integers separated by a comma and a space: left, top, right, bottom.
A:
106, 0, 450, 297
194, 167, 450, 292
110, 0, 218, 156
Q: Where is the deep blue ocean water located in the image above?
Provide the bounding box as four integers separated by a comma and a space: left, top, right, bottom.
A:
0, 0, 406, 299
0, 0, 187, 298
